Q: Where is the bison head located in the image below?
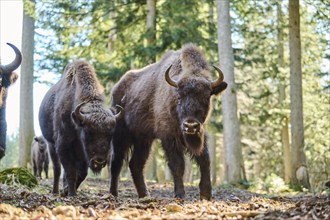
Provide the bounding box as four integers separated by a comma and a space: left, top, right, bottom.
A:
34, 136, 47, 153
71, 101, 124, 174
165, 64, 227, 156
0, 43, 22, 107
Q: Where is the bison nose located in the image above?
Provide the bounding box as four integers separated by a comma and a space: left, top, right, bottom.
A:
183, 121, 200, 134
91, 159, 107, 170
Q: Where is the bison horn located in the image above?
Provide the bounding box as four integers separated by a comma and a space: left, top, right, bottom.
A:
0, 43, 22, 74
74, 101, 87, 123
165, 65, 177, 88
114, 105, 124, 121
211, 65, 224, 89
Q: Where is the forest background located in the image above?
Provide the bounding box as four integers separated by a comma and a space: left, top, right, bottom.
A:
0, 0, 329, 194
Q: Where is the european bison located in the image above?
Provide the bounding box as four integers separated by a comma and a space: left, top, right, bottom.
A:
39, 60, 123, 196
31, 135, 49, 179
110, 43, 227, 200
0, 43, 22, 160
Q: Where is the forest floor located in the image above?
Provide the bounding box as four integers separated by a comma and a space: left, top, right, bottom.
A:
0, 178, 329, 219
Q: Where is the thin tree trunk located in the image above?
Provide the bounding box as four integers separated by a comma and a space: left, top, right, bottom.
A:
277, 1, 291, 183
289, 0, 310, 189
208, 132, 217, 185
183, 155, 193, 183
216, 0, 242, 184
19, 0, 35, 167
146, 143, 158, 181
146, 0, 156, 63
144, 0, 157, 181
107, 2, 116, 55
164, 165, 171, 181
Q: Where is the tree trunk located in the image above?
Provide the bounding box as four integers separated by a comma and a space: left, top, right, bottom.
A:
146, 0, 156, 63
216, 0, 243, 184
107, 1, 116, 56
146, 143, 158, 181
208, 132, 217, 185
281, 117, 291, 182
289, 0, 310, 189
183, 155, 193, 183
19, 0, 35, 167
277, 1, 291, 183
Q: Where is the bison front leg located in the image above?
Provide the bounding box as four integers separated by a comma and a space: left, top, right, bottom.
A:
62, 156, 87, 196
193, 143, 212, 200
110, 132, 130, 197
60, 159, 78, 196
32, 159, 38, 177
162, 139, 186, 199
48, 142, 61, 194
0, 112, 7, 160
75, 160, 88, 189
129, 140, 152, 198
56, 139, 78, 196
37, 159, 43, 178
44, 157, 49, 179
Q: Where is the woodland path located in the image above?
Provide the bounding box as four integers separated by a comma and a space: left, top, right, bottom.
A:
0, 178, 329, 219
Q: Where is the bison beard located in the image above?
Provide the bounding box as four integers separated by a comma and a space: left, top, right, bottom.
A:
110, 43, 227, 200
39, 60, 123, 196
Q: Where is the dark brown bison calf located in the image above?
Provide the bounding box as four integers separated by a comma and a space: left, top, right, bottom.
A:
31, 136, 49, 179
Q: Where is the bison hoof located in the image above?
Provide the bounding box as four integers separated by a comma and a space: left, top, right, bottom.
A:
174, 192, 185, 199
52, 189, 59, 195
200, 194, 212, 201
110, 189, 118, 197
138, 191, 150, 198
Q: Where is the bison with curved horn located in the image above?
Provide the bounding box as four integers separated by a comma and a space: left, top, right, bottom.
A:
39, 60, 123, 196
110, 43, 227, 200
0, 43, 22, 160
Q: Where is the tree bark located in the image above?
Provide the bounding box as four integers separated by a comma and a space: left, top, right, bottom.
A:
289, 0, 310, 189
208, 132, 217, 185
183, 155, 193, 183
19, 0, 35, 167
216, 0, 243, 184
277, 1, 291, 183
146, 0, 156, 63
146, 143, 158, 181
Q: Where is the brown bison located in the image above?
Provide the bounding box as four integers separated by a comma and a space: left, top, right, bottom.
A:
39, 60, 123, 196
110, 43, 227, 200
0, 43, 22, 160
31, 135, 49, 179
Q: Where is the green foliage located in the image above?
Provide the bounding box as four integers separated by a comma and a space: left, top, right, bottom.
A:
0, 167, 38, 188
0, 135, 19, 169
34, 0, 217, 85
23, 0, 36, 19
249, 173, 292, 194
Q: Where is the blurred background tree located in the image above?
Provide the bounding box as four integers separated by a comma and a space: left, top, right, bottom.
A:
2, 0, 328, 193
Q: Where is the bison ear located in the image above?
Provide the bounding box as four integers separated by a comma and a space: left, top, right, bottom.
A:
211, 81, 228, 96
10, 72, 19, 85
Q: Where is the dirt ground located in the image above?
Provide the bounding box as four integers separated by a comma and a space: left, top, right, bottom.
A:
0, 178, 329, 219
